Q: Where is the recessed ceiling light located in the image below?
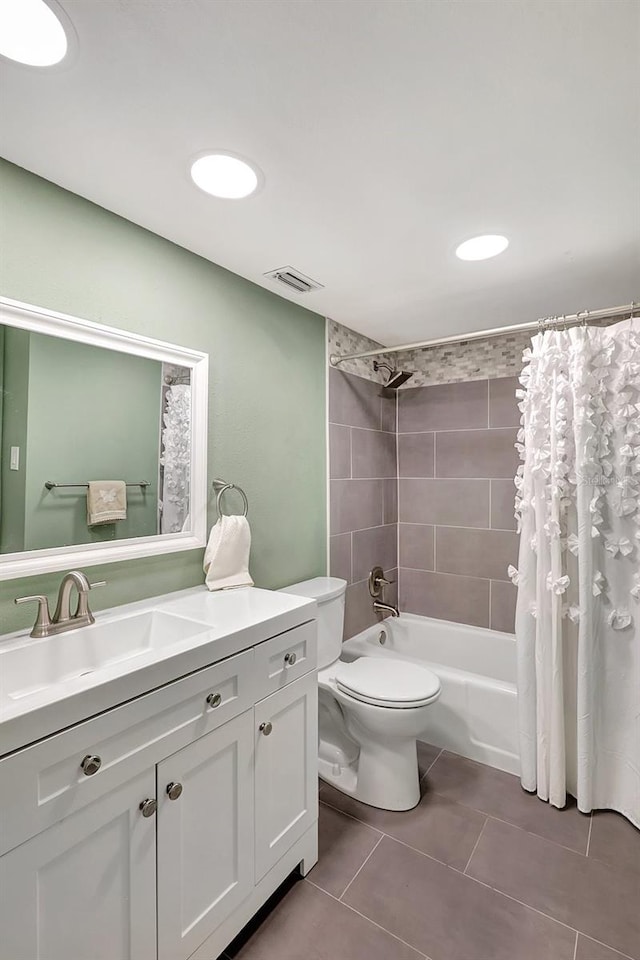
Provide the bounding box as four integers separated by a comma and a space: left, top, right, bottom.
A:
190, 153, 260, 199
455, 235, 509, 261
0, 0, 68, 66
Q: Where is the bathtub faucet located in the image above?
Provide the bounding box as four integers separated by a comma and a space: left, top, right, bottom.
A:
373, 599, 399, 618
369, 565, 399, 618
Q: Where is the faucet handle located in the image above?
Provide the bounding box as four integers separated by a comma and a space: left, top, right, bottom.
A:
14, 595, 52, 638
89, 581, 106, 589
376, 575, 396, 586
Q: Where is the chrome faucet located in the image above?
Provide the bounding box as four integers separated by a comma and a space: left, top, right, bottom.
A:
15, 570, 106, 638
369, 565, 399, 618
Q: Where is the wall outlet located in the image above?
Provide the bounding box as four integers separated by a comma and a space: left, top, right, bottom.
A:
10, 446, 20, 470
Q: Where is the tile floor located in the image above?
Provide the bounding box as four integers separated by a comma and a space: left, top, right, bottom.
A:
224, 743, 640, 960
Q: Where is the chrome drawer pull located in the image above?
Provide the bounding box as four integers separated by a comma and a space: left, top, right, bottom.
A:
139, 798, 157, 818
284, 652, 297, 666
166, 782, 183, 801
81, 754, 102, 776
259, 721, 273, 736
206, 692, 222, 709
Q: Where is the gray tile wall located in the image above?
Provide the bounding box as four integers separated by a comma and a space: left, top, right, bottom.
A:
397, 376, 520, 632
329, 367, 398, 639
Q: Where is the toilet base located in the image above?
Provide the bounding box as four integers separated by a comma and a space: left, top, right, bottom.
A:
319, 734, 421, 811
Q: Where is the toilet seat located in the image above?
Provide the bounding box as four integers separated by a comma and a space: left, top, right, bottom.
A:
335, 657, 441, 709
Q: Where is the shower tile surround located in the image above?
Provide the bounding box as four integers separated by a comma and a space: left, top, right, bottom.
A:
329, 366, 398, 638
328, 320, 520, 636
398, 376, 520, 630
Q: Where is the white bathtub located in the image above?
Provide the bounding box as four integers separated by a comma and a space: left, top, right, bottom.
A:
341, 613, 520, 775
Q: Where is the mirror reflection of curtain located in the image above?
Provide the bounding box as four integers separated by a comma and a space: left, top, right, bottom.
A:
159, 383, 191, 533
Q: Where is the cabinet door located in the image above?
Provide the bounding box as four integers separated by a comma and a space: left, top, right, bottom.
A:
0, 769, 156, 960
254, 671, 318, 881
157, 710, 254, 960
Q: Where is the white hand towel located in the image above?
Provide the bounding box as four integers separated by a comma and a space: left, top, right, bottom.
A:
87, 480, 127, 526
203, 515, 254, 591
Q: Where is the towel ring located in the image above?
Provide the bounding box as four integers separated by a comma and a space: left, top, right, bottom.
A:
214, 481, 249, 518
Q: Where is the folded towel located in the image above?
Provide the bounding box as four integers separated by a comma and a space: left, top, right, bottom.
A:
204, 515, 254, 590
87, 481, 127, 526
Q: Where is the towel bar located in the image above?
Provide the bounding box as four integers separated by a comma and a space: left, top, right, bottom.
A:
45, 481, 151, 490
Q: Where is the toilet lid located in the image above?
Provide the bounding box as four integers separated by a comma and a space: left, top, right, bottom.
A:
335, 657, 441, 707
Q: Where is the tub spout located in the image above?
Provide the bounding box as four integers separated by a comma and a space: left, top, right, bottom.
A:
373, 600, 399, 618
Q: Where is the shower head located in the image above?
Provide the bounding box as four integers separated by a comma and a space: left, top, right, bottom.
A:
373, 361, 413, 389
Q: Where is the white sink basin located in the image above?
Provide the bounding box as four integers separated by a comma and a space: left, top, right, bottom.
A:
0, 610, 212, 709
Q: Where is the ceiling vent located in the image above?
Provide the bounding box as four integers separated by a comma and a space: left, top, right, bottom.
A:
264, 266, 324, 294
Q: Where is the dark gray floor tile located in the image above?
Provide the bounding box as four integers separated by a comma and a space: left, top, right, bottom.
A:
575, 935, 631, 960
429, 750, 590, 852
343, 836, 576, 960
466, 818, 640, 960
589, 809, 640, 876
417, 740, 441, 777
230, 878, 423, 959
321, 780, 486, 871
309, 803, 382, 897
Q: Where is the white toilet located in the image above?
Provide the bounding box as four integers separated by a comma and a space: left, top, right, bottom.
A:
281, 577, 441, 811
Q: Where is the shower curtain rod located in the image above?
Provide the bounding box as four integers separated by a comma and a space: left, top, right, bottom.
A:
329, 301, 637, 366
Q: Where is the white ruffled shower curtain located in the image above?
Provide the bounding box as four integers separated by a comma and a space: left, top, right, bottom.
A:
514, 316, 640, 828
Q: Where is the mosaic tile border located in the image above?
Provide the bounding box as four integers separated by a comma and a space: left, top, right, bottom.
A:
328, 316, 623, 387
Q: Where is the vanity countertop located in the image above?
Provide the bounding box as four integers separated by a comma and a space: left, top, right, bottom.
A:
0, 584, 316, 758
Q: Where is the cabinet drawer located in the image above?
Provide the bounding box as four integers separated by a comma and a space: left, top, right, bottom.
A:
0, 648, 254, 856
254, 620, 316, 701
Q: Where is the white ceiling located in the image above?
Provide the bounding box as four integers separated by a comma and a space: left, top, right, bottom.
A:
1, 0, 638, 345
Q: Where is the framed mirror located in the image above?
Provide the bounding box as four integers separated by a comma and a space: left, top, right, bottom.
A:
0, 296, 208, 580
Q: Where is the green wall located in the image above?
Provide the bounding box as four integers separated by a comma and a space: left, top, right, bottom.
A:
23, 332, 162, 550
0, 159, 326, 634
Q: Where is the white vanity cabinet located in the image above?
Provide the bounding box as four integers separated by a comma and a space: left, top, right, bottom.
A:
0, 769, 158, 960
0, 617, 318, 960
157, 711, 255, 960
255, 672, 318, 881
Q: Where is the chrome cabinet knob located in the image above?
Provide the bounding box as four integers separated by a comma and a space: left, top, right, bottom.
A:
166, 782, 183, 801
259, 721, 273, 736
284, 652, 297, 666
139, 798, 157, 818
206, 692, 222, 709
81, 754, 102, 776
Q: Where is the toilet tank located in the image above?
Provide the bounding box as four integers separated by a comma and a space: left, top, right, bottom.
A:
279, 577, 346, 669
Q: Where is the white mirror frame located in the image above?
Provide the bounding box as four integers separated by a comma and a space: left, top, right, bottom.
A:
0, 296, 208, 581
